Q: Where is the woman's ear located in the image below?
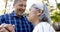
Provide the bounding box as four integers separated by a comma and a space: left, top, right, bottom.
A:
37, 12, 41, 16
37, 9, 42, 16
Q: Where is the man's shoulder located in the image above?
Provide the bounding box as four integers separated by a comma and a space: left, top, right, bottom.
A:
0, 12, 14, 17
0, 13, 9, 16
0, 13, 12, 19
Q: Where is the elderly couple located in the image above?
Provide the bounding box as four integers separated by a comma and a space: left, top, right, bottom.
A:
0, 0, 55, 32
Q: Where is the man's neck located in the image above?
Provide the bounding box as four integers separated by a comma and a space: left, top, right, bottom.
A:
16, 14, 23, 18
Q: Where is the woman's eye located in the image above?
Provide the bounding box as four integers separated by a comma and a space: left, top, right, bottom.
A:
34, 7, 39, 10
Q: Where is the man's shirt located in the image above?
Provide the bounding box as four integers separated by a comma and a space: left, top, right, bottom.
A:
0, 12, 34, 32
33, 22, 55, 32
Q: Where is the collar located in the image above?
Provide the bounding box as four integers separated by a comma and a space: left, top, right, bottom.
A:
10, 11, 26, 18
10, 11, 17, 17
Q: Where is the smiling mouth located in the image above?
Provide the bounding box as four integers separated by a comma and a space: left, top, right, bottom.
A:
18, 8, 25, 11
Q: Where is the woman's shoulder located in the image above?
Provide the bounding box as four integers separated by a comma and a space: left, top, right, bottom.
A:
37, 22, 50, 26
33, 22, 55, 32
35, 22, 51, 28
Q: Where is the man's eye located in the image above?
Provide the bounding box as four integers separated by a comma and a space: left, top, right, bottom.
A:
24, 0, 27, 1
19, 5, 23, 6
24, 5, 26, 7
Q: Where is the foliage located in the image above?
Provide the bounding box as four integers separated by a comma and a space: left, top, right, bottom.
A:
51, 10, 60, 22
57, 3, 60, 10
3, 0, 7, 2
51, 3, 60, 22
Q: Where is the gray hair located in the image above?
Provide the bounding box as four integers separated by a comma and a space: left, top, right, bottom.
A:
31, 3, 51, 24
41, 3, 51, 24
14, 0, 27, 4
14, 0, 18, 4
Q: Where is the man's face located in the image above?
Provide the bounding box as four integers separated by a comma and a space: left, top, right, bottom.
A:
14, 0, 26, 16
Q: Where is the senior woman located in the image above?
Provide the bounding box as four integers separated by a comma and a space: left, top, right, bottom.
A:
28, 3, 55, 32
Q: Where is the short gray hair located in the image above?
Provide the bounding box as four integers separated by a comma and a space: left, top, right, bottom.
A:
14, 0, 27, 4
14, 0, 18, 4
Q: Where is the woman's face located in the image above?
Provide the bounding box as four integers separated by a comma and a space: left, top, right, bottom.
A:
28, 7, 38, 21
28, 7, 43, 21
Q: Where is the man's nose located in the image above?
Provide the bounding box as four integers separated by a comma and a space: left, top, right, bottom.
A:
22, 6, 26, 9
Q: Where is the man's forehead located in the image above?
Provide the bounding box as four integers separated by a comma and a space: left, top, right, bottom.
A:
18, 1, 26, 4
17, 0, 27, 3
18, 0, 27, 1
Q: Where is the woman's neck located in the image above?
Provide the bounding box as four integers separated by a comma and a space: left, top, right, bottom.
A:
32, 18, 39, 26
